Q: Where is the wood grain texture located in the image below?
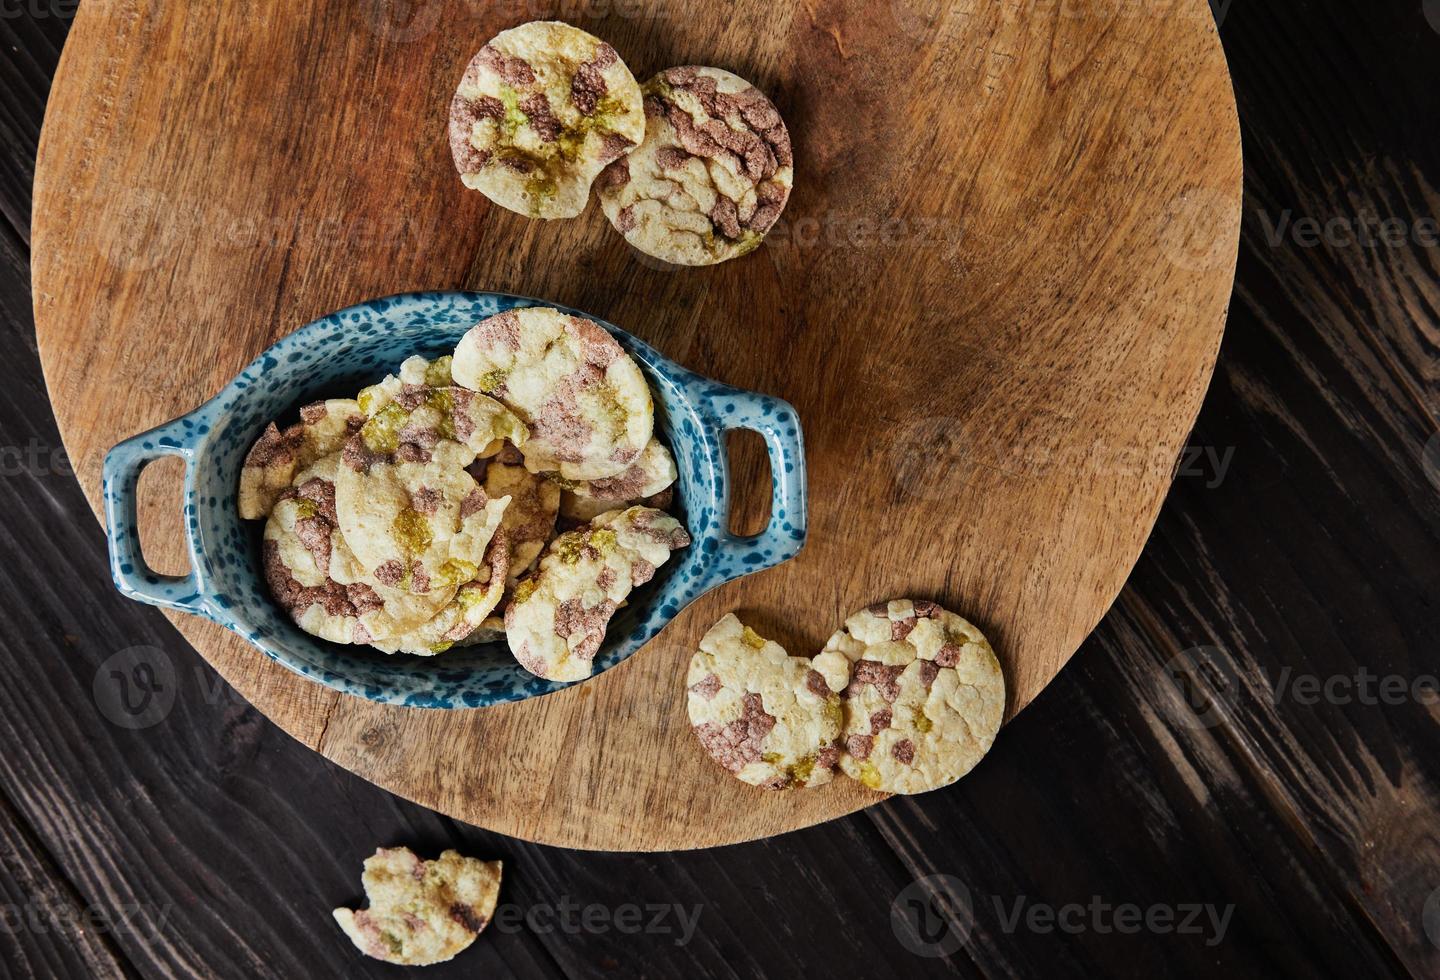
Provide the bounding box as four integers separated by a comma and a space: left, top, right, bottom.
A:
4, 0, 1440, 971
27, 0, 1240, 849
0, 4, 66, 244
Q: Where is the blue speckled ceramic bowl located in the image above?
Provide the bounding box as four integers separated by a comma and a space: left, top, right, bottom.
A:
102, 291, 806, 708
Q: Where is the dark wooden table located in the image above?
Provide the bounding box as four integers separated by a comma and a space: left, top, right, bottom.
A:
2, 2, 1436, 977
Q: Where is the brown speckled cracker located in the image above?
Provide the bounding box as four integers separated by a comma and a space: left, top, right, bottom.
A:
814, 599, 1005, 795
504, 506, 689, 681
239, 398, 363, 519
354, 358, 527, 463
482, 452, 560, 583
333, 847, 501, 967
554, 436, 676, 523
452, 306, 653, 481
396, 353, 454, 388
598, 66, 792, 265
262, 455, 455, 643
686, 614, 846, 790
369, 531, 511, 656
449, 21, 645, 218
335, 437, 510, 596
454, 614, 506, 648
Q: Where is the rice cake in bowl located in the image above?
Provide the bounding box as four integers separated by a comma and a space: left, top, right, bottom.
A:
504, 506, 690, 682
239, 398, 364, 519
482, 453, 560, 583
816, 599, 1005, 795
368, 530, 512, 656
335, 437, 510, 596
353, 366, 527, 464
452, 306, 653, 481
262, 455, 458, 644
553, 436, 676, 524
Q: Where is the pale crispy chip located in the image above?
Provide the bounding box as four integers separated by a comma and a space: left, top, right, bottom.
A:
457, 615, 507, 646
333, 847, 501, 966
239, 398, 364, 519
687, 614, 844, 789
815, 600, 1005, 795
484, 455, 561, 583
355, 359, 527, 461
262, 455, 455, 643
335, 438, 509, 596
554, 436, 675, 522
504, 506, 689, 681
449, 21, 645, 218
452, 306, 653, 481
368, 531, 512, 656
598, 67, 792, 265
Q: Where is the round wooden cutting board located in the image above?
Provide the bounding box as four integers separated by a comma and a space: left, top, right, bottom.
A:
32, 0, 1240, 849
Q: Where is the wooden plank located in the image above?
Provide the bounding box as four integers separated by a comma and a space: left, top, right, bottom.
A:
0, 6, 69, 241
0, 791, 133, 979
1213, 9, 1440, 970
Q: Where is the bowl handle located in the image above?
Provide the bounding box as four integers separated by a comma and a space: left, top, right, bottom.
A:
102, 421, 209, 615
705, 387, 808, 567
